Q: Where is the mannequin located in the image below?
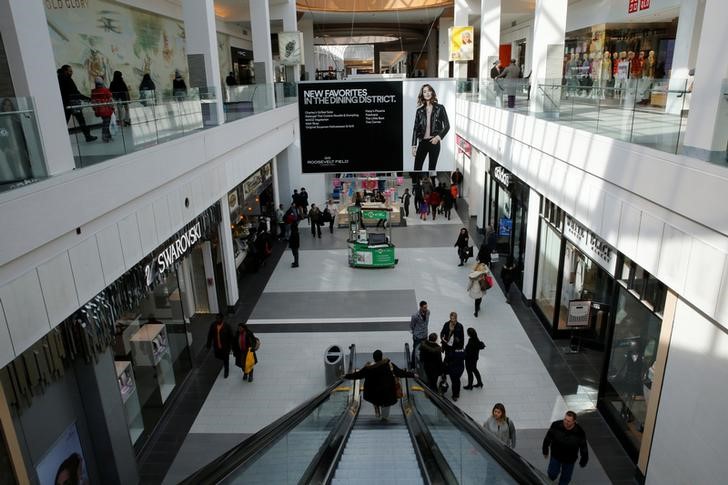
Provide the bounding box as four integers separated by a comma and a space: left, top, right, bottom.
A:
639, 50, 656, 105
615, 51, 629, 101
600, 50, 612, 99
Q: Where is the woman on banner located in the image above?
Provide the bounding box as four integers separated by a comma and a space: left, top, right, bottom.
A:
411, 84, 450, 171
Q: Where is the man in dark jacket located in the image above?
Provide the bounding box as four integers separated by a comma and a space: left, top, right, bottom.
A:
206, 314, 234, 378
418, 333, 442, 391
58, 65, 97, 142
289, 222, 300, 268
542, 411, 589, 484
345, 350, 414, 420
410, 301, 430, 368
309, 203, 322, 238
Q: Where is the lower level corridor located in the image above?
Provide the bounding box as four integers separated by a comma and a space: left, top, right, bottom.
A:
162, 209, 628, 484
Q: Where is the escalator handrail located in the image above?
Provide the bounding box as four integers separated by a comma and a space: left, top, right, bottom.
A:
179, 378, 349, 484
407, 376, 551, 484
300, 378, 361, 484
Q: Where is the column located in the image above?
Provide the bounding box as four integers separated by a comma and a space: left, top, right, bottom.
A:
521, 187, 542, 300
218, 197, 239, 310
666, 0, 705, 114
528, 0, 568, 113
250, 0, 275, 104
453, 0, 472, 79
299, 14, 315, 81
479, 0, 501, 83
439, 17, 454, 78
0, 0, 75, 175
682, 0, 728, 162
272, 156, 281, 210
427, 28, 438, 77
182, 0, 224, 124
278, 0, 301, 82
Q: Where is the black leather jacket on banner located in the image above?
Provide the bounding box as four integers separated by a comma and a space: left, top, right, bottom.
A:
411, 103, 450, 147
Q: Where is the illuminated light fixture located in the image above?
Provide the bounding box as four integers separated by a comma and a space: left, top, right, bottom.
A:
315, 35, 398, 45
298, 0, 452, 13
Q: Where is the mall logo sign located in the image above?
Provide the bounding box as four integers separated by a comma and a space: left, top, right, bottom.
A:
145, 222, 202, 286
493, 166, 511, 187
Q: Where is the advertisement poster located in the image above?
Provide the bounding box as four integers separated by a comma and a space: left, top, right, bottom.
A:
449, 26, 475, 61
278, 32, 303, 65
401, 79, 456, 172
36, 423, 89, 485
298, 81, 403, 173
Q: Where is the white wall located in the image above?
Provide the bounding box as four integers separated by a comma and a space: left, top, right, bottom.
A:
0, 104, 298, 367
646, 298, 728, 484
455, 99, 728, 330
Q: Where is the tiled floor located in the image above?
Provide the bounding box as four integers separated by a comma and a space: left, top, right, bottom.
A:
162, 203, 619, 483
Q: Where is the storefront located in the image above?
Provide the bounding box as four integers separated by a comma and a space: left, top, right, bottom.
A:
484, 160, 529, 290
599, 255, 667, 461
0, 205, 223, 483
533, 199, 618, 347
228, 161, 275, 272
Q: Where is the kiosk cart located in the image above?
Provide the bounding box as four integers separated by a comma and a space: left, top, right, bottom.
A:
347, 206, 397, 268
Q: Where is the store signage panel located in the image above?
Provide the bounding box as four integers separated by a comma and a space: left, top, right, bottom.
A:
456, 135, 472, 157
640, 0, 650, 10
493, 165, 511, 186
566, 300, 592, 328
298, 79, 455, 173
564, 216, 617, 276
145, 222, 202, 285
242, 170, 263, 200
628, 0, 638, 13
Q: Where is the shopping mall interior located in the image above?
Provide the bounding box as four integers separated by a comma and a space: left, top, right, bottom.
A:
0, 0, 726, 483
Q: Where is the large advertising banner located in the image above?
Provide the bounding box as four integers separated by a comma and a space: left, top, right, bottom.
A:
299, 82, 403, 173
449, 26, 475, 61
36, 423, 89, 485
402, 79, 456, 172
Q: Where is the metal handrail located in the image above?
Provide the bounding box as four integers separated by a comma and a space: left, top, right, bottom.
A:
178, 378, 349, 484
406, 376, 551, 484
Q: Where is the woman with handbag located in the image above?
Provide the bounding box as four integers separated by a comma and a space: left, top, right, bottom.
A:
467, 262, 492, 317
454, 228, 471, 266
345, 350, 414, 420
233, 323, 259, 382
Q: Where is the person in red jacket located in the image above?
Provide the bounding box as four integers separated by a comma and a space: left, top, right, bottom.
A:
427, 190, 441, 221
91, 77, 114, 142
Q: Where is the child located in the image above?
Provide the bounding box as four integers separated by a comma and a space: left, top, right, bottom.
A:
91, 77, 114, 142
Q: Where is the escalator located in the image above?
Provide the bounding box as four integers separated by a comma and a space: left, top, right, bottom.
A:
180, 345, 549, 484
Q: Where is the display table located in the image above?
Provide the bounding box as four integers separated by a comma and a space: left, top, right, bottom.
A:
346, 206, 397, 268
348, 241, 396, 268
115, 361, 144, 444
130, 324, 176, 403
338, 202, 401, 227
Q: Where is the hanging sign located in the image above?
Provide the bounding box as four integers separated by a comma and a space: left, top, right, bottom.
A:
145, 222, 202, 285
640, 0, 650, 10
628, 0, 638, 13
493, 165, 511, 187
564, 216, 617, 276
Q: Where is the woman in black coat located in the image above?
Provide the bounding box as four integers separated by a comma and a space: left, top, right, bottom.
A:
233, 323, 258, 381
345, 350, 414, 419
289, 222, 300, 268
463, 327, 485, 390
441, 312, 466, 401
454, 228, 470, 266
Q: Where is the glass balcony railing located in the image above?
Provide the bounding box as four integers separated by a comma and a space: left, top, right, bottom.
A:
458, 77, 693, 156
0, 97, 47, 193
67, 87, 220, 168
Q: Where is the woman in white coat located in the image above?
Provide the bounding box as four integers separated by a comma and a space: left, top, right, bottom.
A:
467, 262, 490, 317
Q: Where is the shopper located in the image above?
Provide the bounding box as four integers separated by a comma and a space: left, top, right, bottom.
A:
173, 69, 187, 99
90, 77, 114, 143
542, 411, 589, 485
57, 65, 97, 142
501, 255, 517, 304
449, 183, 459, 209
400, 188, 411, 217
109, 71, 130, 127
463, 327, 485, 389
418, 333, 443, 391
233, 323, 258, 381
440, 312, 465, 401
325, 198, 337, 233
410, 300, 430, 368
412, 183, 424, 214
139, 73, 156, 106
226, 71, 237, 86
418, 195, 429, 220
206, 314, 234, 378
454, 228, 470, 266
344, 350, 414, 420
276, 204, 286, 240
451, 168, 463, 197
309, 203, 322, 238
442, 188, 454, 220
483, 403, 516, 448
497, 59, 521, 108
300, 187, 310, 217
289, 222, 300, 268
428, 190, 441, 220
467, 262, 489, 317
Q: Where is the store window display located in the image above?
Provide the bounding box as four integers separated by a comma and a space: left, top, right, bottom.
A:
602, 285, 662, 452
535, 219, 562, 325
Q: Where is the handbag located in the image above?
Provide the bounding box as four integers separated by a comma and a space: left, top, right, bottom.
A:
390, 363, 404, 399
485, 274, 494, 289
467, 246, 474, 257
244, 349, 256, 374
109, 112, 118, 135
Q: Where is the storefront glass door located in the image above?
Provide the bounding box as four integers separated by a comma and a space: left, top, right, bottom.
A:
535, 220, 562, 327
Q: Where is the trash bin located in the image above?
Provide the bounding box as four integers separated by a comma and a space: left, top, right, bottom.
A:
324, 345, 344, 385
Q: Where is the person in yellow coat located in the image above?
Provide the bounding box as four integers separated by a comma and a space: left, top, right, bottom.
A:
233, 323, 259, 382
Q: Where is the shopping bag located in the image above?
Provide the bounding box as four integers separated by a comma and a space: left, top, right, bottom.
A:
244, 350, 256, 374
109, 112, 118, 136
